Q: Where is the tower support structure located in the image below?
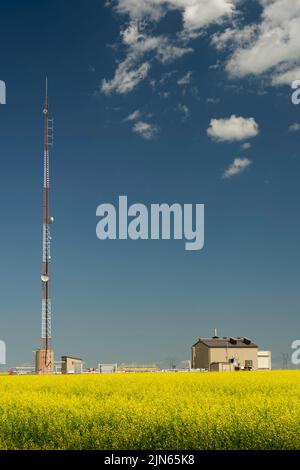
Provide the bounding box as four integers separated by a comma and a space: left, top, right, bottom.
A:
36, 79, 54, 374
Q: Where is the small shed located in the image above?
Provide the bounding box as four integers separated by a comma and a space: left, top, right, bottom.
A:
61, 356, 83, 374
258, 351, 272, 370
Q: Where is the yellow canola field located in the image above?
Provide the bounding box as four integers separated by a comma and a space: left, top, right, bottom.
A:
0, 371, 299, 450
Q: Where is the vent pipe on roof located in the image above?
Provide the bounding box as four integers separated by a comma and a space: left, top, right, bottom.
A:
213, 328, 218, 338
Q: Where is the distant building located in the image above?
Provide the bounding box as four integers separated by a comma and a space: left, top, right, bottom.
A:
258, 351, 272, 370
61, 356, 83, 374
118, 363, 161, 373
98, 363, 117, 373
192, 333, 259, 371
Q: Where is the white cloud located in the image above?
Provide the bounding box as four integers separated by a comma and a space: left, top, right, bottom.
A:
102, 1, 239, 94
101, 57, 150, 94
160, 70, 177, 84
177, 103, 190, 120
132, 121, 159, 139
159, 91, 171, 99
157, 41, 193, 64
215, 0, 300, 86
223, 157, 252, 178
181, 0, 236, 32
177, 71, 192, 85
116, 0, 237, 33
121, 23, 193, 63
241, 142, 251, 149
124, 109, 141, 121
116, 0, 166, 21
212, 25, 255, 51
207, 115, 259, 142
289, 122, 300, 132
121, 19, 144, 45
101, 20, 192, 94
206, 96, 220, 103
209, 61, 221, 70
272, 66, 300, 86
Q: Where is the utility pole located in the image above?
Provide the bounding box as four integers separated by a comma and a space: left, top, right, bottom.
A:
281, 353, 289, 370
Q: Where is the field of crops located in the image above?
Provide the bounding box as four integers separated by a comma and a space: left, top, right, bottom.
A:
0, 371, 299, 450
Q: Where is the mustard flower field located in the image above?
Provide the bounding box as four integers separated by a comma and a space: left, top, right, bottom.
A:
0, 371, 299, 450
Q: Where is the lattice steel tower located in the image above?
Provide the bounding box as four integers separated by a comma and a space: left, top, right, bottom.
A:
36, 79, 54, 374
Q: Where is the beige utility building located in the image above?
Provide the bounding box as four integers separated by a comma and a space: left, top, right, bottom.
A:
61, 356, 83, 374
192, 334, 258, 371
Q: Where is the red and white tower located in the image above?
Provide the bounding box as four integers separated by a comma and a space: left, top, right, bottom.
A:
36, 78, 54, 374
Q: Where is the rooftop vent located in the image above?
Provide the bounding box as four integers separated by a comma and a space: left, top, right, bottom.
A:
212, 328, 219, 339
243, 338, 251, 345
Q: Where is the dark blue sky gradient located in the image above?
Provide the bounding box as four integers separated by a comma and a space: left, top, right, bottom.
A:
0, 0, 299, 368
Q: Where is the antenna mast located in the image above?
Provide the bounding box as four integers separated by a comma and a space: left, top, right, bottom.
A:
36, 78, 54, 374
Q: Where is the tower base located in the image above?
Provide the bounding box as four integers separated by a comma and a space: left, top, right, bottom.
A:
35, 348, 54, 374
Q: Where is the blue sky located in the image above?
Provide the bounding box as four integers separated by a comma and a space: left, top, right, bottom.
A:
0, 0, 300, 369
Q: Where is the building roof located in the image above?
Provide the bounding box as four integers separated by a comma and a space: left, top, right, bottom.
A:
118, 363, 161, 371
192, 337, 258, 348
61, 356, 83, 361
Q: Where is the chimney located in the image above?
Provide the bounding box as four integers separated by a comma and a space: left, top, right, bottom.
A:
213, 328, 219, 338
